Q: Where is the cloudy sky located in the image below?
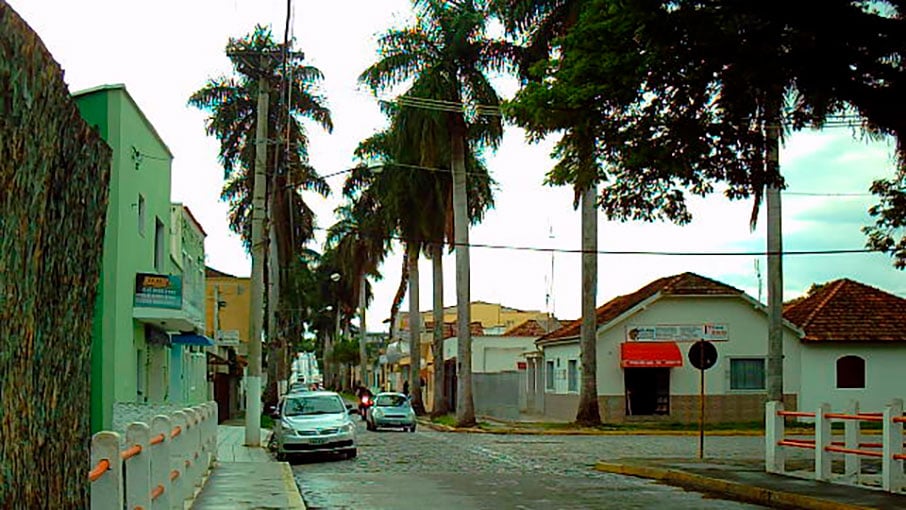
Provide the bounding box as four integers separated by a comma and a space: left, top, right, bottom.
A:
11, 0, 905, 325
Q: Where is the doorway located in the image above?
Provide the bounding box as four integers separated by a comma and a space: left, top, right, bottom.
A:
624, 368, 670, 416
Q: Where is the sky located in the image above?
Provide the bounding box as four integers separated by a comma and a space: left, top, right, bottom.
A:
11, 0, 905, 327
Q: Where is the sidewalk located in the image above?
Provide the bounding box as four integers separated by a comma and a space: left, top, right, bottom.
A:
189, 422, 305, 509
596, 457, 906, 510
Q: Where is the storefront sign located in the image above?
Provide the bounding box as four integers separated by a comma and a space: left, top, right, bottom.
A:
626, 323, 728, 342
134, 273, 182, 309
216, 330, 241, 346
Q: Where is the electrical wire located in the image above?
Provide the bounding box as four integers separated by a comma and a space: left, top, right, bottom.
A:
309, 226, 883, 257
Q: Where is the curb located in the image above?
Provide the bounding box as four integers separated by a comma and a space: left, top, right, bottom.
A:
278, 461, 306, 509
595, 461, 872, 510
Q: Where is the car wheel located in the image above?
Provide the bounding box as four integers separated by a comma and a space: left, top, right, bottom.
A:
276, 451, 287, 462
346, 448, 357, 459
366, 420, 375, 431
409, 425, 416, 433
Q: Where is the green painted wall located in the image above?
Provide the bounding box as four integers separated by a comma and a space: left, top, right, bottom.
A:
76, 85, 174, 431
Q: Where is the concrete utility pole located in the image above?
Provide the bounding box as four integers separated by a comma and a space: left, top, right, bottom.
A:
246, 59, 269, 447
766, 117, 784, 402
359, 275, 368, 388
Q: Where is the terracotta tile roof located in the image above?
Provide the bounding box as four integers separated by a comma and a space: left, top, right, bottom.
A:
503, 319, 559, 337
538, 272, 743, 343
783, 279, 906, 342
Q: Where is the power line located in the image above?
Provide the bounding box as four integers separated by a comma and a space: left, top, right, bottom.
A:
310, 226, 883, 257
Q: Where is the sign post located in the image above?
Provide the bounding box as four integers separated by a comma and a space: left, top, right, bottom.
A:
688, 340, 718, 459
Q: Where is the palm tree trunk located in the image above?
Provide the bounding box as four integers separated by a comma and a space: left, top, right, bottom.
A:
575, 183, 601, 425
431, 243, 448, 416
451, 126, 475, 427
407, 242, 426, 414
389, 254, 409, 342
358, 275, 368, 388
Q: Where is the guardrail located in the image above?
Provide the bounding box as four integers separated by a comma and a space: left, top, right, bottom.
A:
88, 402, 217, 509
766, 399, 904, 493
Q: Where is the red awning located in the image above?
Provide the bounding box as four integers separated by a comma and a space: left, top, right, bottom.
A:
621, 342, 683, 368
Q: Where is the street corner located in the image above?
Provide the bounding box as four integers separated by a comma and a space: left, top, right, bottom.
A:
279, 461, 307, 510
594, 460, 873, 510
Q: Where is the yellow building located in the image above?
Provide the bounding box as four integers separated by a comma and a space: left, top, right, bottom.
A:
399, 301, 558, 335
205, 267, 251, 353
204, 267, 251, 422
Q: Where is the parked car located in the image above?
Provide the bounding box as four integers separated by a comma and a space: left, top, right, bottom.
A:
271, 391, 358, 461
365, 392, 416, 432
286, 381, 311, 395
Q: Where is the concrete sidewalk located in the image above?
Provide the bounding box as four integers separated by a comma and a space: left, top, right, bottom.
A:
190, 424, 305, 509
596, 457, 906, 510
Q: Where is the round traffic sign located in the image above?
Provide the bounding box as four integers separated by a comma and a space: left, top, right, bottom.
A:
688, 340, 718, 370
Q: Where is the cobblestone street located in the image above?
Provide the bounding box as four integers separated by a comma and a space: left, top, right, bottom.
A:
291, 421, 773, 509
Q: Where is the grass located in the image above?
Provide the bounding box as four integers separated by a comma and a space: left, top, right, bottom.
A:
261, 413, 275, 430
431, 414, 457, 427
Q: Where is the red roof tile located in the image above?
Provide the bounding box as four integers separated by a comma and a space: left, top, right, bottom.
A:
503, 319, 560, 337
783, 279, 906, 342
538, 273, 742, 343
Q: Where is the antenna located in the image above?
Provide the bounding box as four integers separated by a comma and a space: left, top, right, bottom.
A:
754, 259, 763, 303
547, 222, 556, 331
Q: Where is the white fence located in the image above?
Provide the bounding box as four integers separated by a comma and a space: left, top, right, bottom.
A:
766, 399, 905, 493
88, 402, 217, 509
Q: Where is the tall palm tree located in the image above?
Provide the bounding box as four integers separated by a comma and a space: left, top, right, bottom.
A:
361, 0, 512, 427
189, 25, 333, 404
494, 0, 603, 426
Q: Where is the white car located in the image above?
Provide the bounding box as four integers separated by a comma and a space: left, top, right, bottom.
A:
273, 391, 358, 461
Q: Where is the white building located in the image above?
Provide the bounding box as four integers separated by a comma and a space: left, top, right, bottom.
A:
785, 278, 906, 413
527, 272, 803, 423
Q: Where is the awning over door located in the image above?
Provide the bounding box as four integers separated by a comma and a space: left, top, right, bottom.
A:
620, 342, 683, 368
171, 333, 215, 347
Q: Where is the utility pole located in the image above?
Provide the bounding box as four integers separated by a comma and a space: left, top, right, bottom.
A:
766, 123, 784, 403
359, 275, 368, 388
246, 55, 269, 447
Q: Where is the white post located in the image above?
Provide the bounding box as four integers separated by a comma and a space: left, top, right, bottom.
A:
169, 410, 188, 510
765, 400, 785, 474
183, 407, 200, 489
90, 431, 122, 510
150, 415, 171, 510
882, 398, 904, 493
815, 403, 832, 481
844, 400, 861, 480
210, 401, 219, 463
125, 422, 152, 510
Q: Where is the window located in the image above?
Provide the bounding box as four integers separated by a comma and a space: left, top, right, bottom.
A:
154, 218, 165, 272
545, 360, 555, 390
137, 194, 145, 236
836, 356, 865, 389
730, 358, 765, 390
567, 360, 578, 392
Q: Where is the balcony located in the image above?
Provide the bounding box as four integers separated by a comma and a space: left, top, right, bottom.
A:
132, 272, 204, 333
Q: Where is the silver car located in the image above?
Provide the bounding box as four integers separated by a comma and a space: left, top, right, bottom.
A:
272, 391, 358, 461
366, 392, 417, 432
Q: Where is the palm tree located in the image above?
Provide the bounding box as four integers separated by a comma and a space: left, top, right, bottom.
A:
189, 25, 333, 404
495, 0, 601, 425
361, 0, 512, 427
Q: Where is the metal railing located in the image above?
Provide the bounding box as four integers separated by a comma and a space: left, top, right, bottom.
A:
766, 399, 904, 493
87, 402, 217, 509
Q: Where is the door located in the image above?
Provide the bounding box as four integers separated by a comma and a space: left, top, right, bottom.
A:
624, 368, 670, 416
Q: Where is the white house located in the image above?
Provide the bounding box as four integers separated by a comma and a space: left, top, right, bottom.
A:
528, 272, 804, 423
443, 335, 538, 373
784, 278, 906, 413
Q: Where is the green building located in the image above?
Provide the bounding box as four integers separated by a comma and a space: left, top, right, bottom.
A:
74, 84, 212, 432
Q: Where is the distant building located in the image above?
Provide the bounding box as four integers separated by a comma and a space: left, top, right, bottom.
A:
204, 266, 250, 422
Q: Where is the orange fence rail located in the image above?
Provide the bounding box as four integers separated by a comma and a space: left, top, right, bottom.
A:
120, 444, 142, 461
824, 445, 884, 458
88, 459, 110, 482
777, 411, 815, 418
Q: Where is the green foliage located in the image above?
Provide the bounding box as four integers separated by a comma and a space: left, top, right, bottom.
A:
0, 4, 112, 506
330, 337, 361, 365
505, 0, 906, 236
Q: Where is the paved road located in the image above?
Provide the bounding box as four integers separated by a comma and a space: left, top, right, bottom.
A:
290, 421, 769, 509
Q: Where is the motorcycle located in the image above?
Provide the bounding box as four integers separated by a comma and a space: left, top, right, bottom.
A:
357, 394, 373, 421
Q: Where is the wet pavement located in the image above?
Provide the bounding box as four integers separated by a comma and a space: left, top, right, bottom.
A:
289, 420, 768, 509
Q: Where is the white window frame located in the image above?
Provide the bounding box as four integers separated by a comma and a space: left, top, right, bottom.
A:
567, 359, 579, 393
545, 360, 555, 391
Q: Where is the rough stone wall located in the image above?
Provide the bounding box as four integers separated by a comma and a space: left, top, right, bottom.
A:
0, 3, 112, 507
474, 371, 521, 421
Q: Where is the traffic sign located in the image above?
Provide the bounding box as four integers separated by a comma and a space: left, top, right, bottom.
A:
688, 340, 718, 370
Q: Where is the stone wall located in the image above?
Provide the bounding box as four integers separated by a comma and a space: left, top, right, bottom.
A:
474, 371, 521, 421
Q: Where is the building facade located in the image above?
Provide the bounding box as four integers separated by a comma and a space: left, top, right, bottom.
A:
529, 273, 803, 424
76, 85, 210, 432
204, 267, 251, 422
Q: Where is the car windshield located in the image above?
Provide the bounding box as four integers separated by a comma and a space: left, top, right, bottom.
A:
375, 394, 408, 407
284, 395, 344, 416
